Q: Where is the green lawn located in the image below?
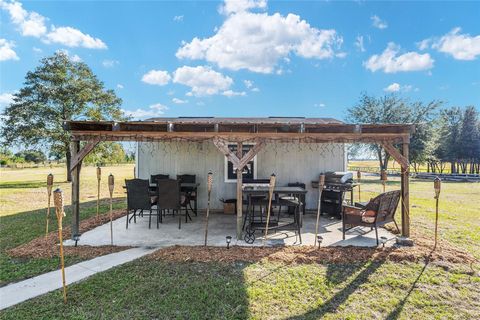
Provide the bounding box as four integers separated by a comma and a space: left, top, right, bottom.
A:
1, 165, 479, 319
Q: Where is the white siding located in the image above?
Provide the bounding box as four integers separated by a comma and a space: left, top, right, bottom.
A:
137, 141, 346, 210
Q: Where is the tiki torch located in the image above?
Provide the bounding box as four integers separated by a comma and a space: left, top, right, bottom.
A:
96, 167, 101, 219
204, 172, 213, 246
45, 173, 54, 237
357, 170, 361, 202
433, 177, 441, 250
381, 169, 387, 193
53, 188, 67, 303
108, 174, 114, 245
314, 174, 325, 247
263, 173, 276, 246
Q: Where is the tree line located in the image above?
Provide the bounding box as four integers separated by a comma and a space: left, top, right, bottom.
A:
347, 94, 480, 174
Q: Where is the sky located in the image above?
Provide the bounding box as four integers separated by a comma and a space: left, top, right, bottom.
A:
1, 0, 479, 121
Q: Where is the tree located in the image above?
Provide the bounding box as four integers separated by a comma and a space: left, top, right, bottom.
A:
346, 93, 441, 171
1, 52, 124, 181
15, 150, 47, 163
84, 142, 127, 165
458, 106, 480, 173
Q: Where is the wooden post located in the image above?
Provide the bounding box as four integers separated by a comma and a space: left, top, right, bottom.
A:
70, 141, 81, 240
314, 174, 325, 247
236, 142, 243, 240
263, 174, 276, 246
357, 170, 361, 202
381, 169, 387, 193
96, 167, 101, 219
401, 143, 410, 237
108, 174, 114, 245
53, 188, 67, 303
434, 177, 441, 250
204, 172, 213, 246
45, 173, 54, 237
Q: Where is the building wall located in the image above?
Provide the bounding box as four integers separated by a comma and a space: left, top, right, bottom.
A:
137, 141, 346, 210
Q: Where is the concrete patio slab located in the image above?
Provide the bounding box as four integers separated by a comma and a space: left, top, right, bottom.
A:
65, 210, 396, 248
0, 247, 156, 310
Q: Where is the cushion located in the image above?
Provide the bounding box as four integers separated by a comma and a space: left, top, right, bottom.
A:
361, 210, 377, 223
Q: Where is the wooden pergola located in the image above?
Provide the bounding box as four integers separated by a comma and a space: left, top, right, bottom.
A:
65, 117, 414, 240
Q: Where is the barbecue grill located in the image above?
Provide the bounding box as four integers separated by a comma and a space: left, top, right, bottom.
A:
311, 172, 357, 218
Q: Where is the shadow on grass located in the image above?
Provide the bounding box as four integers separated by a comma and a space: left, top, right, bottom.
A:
0, 180, 54, 189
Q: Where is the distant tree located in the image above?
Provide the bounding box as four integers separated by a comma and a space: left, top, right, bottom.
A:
346, 93, 441, 172
15, 150, 47, 163
0, 52, 125, 181
458, 106, 480, 173
84, 142, 127, 165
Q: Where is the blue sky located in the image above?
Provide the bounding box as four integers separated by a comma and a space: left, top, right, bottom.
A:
1, 0, 479, 121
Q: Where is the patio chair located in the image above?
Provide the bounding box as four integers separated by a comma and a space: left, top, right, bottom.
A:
125, 179, 157, 229
177, 174, 197, 216
342, 190, 401, 245
157, 179, 191, 229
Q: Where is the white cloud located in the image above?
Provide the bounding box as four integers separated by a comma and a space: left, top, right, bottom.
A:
416, 39, 431, 51
102, 59, 119, 68
222, 90, 246, 97
0, 0, 107, 49
314, 102, 325, 107
172, 97, 188, 104
364, 42, 434, 73
354, 35, 365, 52
173, 65, 233, 96
371, 15, 387, 29
177, 1, 343, 73
173, 15, 184, 22
0, 39, 19, 61
116, 84, 124, 89
384, 83, 400, 92
220, 0, 267, 15
384, 82, 415, 92
0, 0, 47, 37
32, 46, 42, 53
243, 79, 260, 92
141, 70, 171, 86
431, 27, 480, 60
44, 26, 107, 49
196, 101, 205, 106
0, 92, 15, 106
122, 103, 168, 119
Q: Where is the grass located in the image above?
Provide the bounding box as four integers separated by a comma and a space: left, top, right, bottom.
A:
0, 259, 478, 319
0, 165, 134, 285
1, 164, 479, 318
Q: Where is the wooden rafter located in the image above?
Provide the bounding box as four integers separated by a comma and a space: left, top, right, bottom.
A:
212, 137, 241, 168
70, 137, 101, 171
238, 139, 265, 169
381, 141, 409, 169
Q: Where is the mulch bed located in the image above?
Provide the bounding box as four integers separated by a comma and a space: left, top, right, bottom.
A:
8, 210, 131, 259
148, 232, 478, 268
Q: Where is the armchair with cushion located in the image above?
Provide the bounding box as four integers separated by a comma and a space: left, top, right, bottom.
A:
342, 190, 401, 245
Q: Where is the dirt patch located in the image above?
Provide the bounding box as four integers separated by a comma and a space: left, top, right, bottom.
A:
149, 232, 478, 267
8, 210, 130, 259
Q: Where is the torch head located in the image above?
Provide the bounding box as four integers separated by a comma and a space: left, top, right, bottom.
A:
207, 172, 213, 192
96, 167, 101, 180
381, 169, 387, 182
47, 173, 54, 194
108, 174, 115, 196
269, 173, 276, 188
357, 170, 361, 180
53, 188, 65, 219
319, 174, 325, 187
434, 177, 441, 198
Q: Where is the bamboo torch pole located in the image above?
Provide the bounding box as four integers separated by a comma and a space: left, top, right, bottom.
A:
381, 169, 387, 193
45, 174, 54, 237
433, 177, 441, 250
96, 167, 101, 220
108, 174, 114, 245
263, 174, 276, 246
314, 174, 325, 247
204, 172, 213, 246
53, 188, 67, 303
357, 170, 361, 202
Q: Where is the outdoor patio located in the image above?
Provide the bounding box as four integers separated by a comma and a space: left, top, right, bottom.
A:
65, 211, 396, 248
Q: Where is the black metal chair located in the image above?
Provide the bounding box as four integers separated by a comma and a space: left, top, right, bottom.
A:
281, 182, 306, 216
157, 179, 191, 229
125, 179, 157, 229
177, 174, 197, 216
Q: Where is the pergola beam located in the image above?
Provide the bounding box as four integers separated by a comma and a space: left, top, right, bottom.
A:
380, 141, 409, 169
